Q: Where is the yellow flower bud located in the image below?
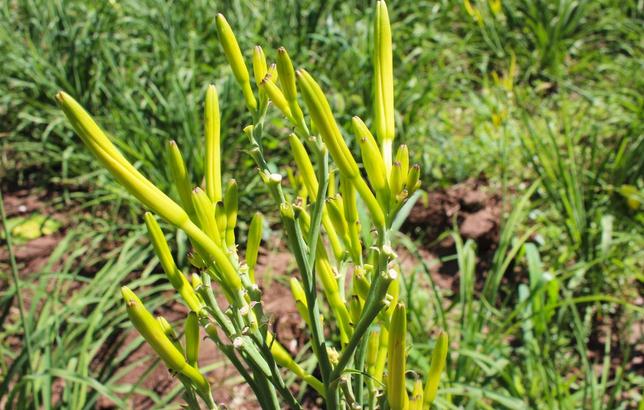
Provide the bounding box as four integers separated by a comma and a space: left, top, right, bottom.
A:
276, 47, 307, 132
296, 69, 359, 177
185, 312, 200, 367
289, 277, 310, 326
267, 63, 279, 83
56, 92, 189, 228
144, 213, 203, 314
326, 194, 350, 245
214, 200, 227, 239
296, 69, 385, 229
387, 303, 408, 410
288, 134, 318, 196
246, 212, 263, 283
374, 0, 395, 172
395, 144, 409, 180
352, 116, 388, 195
406, 164, 421, 193
289, 134, 344, 259
157, 316, 185, 356
191, 187, 222, 246
252, 45, 267, 86
366, 328, 380, 370
276, 47, 297, 103
166, 140, 194, 215
224, 179, 238, 247
409, 379, 424, 410
121, 287, 210, 393
390, 161, 404, 199
348, 294, 363, 326
316, 256, 352, 345
423, 330, 448, 406
260, 74, 294, 122
374, 325, 389, 383
215, 13, 257, 112
340, 176, 362, 264
204, 84, 222, 203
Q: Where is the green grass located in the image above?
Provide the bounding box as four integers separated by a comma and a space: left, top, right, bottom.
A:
1, 0, 642, 408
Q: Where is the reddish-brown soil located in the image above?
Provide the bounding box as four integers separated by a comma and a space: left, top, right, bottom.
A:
404, 177, 502, 253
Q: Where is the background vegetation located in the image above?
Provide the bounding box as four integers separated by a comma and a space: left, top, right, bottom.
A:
1, 0, 642, 408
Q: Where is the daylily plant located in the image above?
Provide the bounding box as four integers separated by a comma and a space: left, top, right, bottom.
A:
57, 2, 447, 409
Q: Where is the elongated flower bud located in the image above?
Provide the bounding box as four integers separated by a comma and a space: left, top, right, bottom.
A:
121, 287, 210, 393
214, 200, 226, 238
296, 69, 359, 177
167, 140, 194, 215
390, 161, 404, 199
316, 257, 352, 345
205, 85, 222, 203
192, 187, 222, 246
374, 326, 389, 382
260, 74, 294, 122
387, 303, 408, 410
289, 277, 311, 326
423, 330, 448, 407
253, 46, 269, 112
144, 213, 203, 313
289, 134, 345, 259
267, 63, 279, 83
252, 45, 267, 86
409, 379, 424, 410
352, 116, 388, 194
224, 179, 238, 247
326, 195, 349, 244
406, 164, 421, 193
215, 13, 257, 112
289, 134, 317, 196
185, 312, 200, 367
374, 0, 395, 173
56, 92, 189, 228
396, 144, 409, 179
277, 47, 297, 103
157, 316, 184, 354
340, 176, 362, 264
366, 328, 380, 369
348, 295, 362, 326
277, 47, 307, 131
246, 212, 263, 283
296, 69, 385, 229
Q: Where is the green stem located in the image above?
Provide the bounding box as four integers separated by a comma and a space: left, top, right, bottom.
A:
249, 331, 303, 409
326, 268, 394, 410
